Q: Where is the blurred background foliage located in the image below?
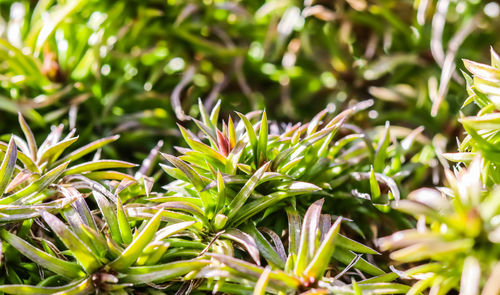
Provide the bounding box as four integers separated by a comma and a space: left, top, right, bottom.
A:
0, 0, 498, 165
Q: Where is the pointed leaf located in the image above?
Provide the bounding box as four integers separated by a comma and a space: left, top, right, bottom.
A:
295, 199, 324, 276
226, 162, 269, 219
108, 209, 164, 271
161, 153, 208, 191
93, 190, 122, 244
257, 111, 268, 164
304, 217, 342, 279
0, 161, 69, 204
253, 266, 272, 295
121, 259, 210, 284
0, 138, 17, 195
38, 137, 78, 166
0, 229, 84, 278
41, 211, 102, 273
63, 160, 136, 176
117, 198, 133, 245
18, 113, 37, 161
222, 229, 260, 265
236, 112, 258, 151
56, 135, 120, 166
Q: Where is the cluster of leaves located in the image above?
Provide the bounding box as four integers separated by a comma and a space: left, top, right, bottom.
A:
0, 100, 430, 294
443, 49, 500, 186
379, 51, 500, 293
380, 159, 500, 294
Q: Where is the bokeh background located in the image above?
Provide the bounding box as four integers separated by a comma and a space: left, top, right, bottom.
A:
0, 0, 499, 162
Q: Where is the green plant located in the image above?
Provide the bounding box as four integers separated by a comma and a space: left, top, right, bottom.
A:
197, 199, 409, 294
0, 113, 136, 222
444, 48, 500, 186
379, 158, 500, 294
152, 99, 432, 250
0, 190, 208, 294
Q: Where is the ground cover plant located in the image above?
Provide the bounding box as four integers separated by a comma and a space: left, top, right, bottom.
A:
1, 0, 500, 294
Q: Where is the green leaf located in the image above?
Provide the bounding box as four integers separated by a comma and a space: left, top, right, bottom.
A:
257, 111, 268, 165
0, 229, 84, 279
108, 209, 164, 271
295, 199, 324, 276
55, 135, 120, 166
253, 266, 271, 295
192, 118, 218, 147
61, 205, 106, 257
0, 279, 88, 295
336, 234, 379, 255
464, 59, 500, 81
53, 277, 95, 295
0, 142, 38, 172
63, 160, 137, 176
34, 0, 91, 56
0, 161, 69, 204
245, 224, 286, 269
161, 153, 208, 191
38, 137, 78, 166
353, 280, 362, 295
307, 109, 328, 136
286, 206, 301, 259
18, 113, 37, 161
236, 112, 258, 152
117, 198, 133, 245
374, 121, 390, 172
304, 217, 341, 279
0, 138, 17, 195
226, 162, 269, 219
370, 166, 381, 200
357, 283, 410, 294
222, 229, 260, 265
208, 254, 299, 291
198, 98, 213, 128
225, 140, 246, 174
154, 221, 195, 241
178, 125, 226, 164
93, 190, 122, 244
41, 211, 102, 274
120, 259, 210, 284
230, 183, 320, 227
0, 39, 50, 88
228, 116, 237, 149
332, 248, 385, 276
210, 100, 222, 127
